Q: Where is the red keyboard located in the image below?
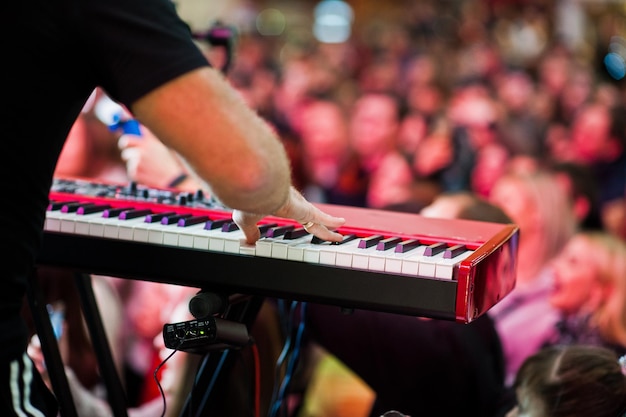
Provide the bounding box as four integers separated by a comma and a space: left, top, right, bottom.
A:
39, 177, 519, 323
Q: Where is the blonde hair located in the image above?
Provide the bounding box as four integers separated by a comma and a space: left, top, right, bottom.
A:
503, 170, 578, 269
579, 231, 626, 347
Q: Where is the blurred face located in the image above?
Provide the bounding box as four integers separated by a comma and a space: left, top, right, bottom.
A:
350, 95, 399, 157
570, 105, 611, 162
489, 177, 533, 232
550, 235, 602, 314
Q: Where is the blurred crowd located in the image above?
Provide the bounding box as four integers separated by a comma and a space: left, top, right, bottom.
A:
37, 0, 626, 416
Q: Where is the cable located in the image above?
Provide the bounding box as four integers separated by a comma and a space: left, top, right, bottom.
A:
154, 335, 187, 417
269, 301, 307, 417
267, 300, 297, 417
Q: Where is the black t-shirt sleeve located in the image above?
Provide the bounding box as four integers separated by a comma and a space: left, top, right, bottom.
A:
76, 0, 210, 106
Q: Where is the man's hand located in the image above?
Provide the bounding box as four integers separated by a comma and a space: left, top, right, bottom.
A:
233, 186, 345, 244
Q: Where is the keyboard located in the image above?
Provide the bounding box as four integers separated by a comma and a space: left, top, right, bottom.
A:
38, 177, 519, 323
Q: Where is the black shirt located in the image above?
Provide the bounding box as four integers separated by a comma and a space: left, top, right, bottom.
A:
2, 0, 208, 358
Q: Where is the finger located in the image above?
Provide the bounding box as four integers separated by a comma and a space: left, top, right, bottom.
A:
310, 208, 346, 231
232, 210, 263, 245
302, 222, 344, 242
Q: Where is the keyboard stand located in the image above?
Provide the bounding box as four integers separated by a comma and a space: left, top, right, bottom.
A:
26, 269, 129, 417
26, 267, 79, 417
28, 268, 266, 417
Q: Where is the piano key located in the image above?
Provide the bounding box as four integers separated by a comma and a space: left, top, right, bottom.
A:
265, 224, 295, 238
221, 222, 240, 232
115, 217, 153, 240
257, 234, 312, 259
145, 212, 177, 223
161, 213, 192, 225
119, 208, 152, 220
286, 235, 316, 261
435, 250, 473, 280
178, 215, 210, 227
284, 227, 309, 240
376, 236, 403, 251
444, 244, 467, 259
77, 204, 111, 215
423, 242, 447, 257
311, 234, 357, 245
103, 206, 136, 218
258, 223, 279, 236
357, 234, 384, 249
61, 202, 96, 213
61, 212, 104, 234
319, 237, 360, 266
385, 244, 428, 274
416, 251, 445, 277
395, 239, 422, 253
48, 200, 79, 211
205, 219, 230, 230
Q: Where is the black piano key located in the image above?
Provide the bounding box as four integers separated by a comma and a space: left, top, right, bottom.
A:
424, 242, 447, 257
376, 236, 403, 251
205, 219, 230, 230
48, 200, 79, 211
145, 211, 177, 223
266, 224, 295, 238
103, 206, 136, 218
161, 213, 193, 225
395, 239, 422, 253
258, 223, 279, 236
358, 234, 384, 249
77, 204, 111, 215
284, 227, 309, 240
61, 202, 96, 213
119, 209, 153, 220
178, 215, 210, 227
311, 234, 357, 245
221, 222, 240, 232
444, 244, 467, 259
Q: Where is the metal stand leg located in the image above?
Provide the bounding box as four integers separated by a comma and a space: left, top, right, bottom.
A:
74, 273, 128, 417
26, 267, 78, 417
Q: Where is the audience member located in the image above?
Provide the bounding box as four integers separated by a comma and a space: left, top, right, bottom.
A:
546, 230, 626, 353
554, 102, 626, 236
488, 168, 578, 386
348, 91, 415, 209
506, 345, 626, 417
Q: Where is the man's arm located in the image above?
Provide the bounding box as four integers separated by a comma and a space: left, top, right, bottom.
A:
130, 66, 290, 214
130, 66, 344, 243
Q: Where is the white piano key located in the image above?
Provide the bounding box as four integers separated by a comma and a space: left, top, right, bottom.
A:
44, 210, 65, 231
267, 235, 313, 260
416, 252, 445, 277
368, 247, 396, 272
319, 239, 361, 266
384, 245, 427, 274
286, 235, 315, 262
103, 217, 138, 239
346, 245, 379, 270
114, 217, 150, 240
434, 250, 473, 279
177, 224, 211, 248
76, 215, 106, 236
71, 213, 110, 235
148, 224, 175, 244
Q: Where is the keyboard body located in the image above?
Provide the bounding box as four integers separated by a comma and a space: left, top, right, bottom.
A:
38, 178, 519, 323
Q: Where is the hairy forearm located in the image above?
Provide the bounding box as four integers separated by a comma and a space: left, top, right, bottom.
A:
132, 67, 291, 214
